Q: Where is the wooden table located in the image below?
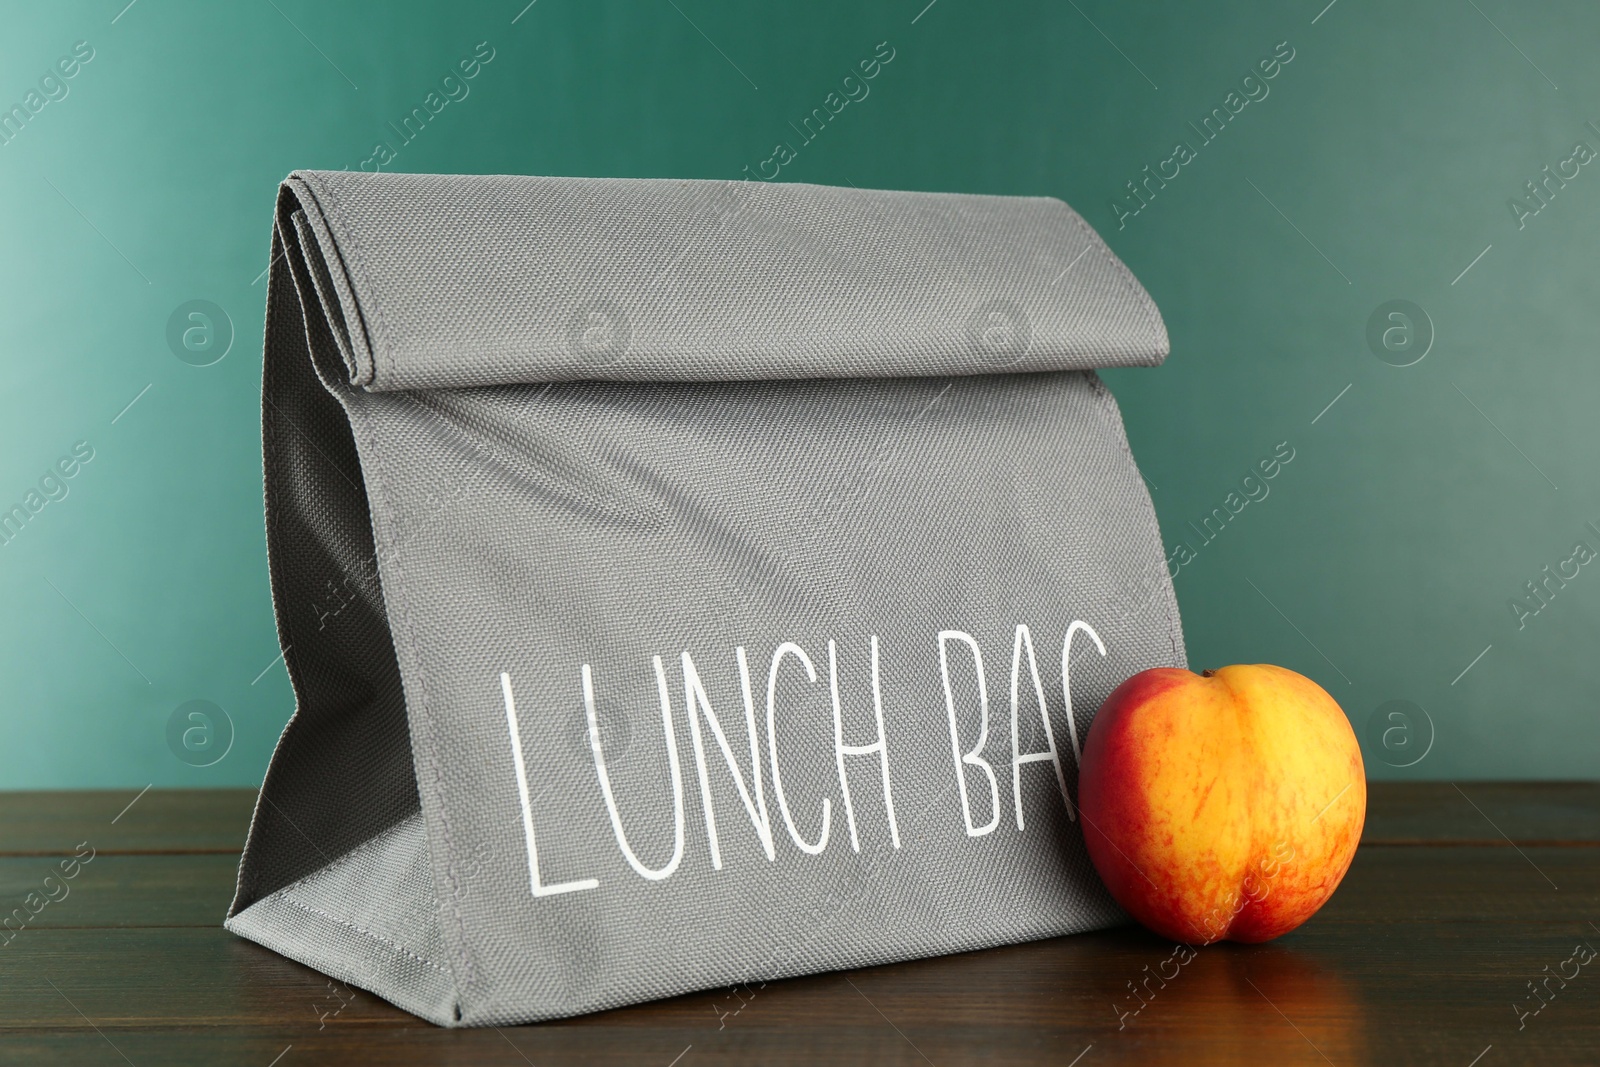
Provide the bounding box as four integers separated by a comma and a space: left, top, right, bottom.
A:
1, 783, 1596, 1065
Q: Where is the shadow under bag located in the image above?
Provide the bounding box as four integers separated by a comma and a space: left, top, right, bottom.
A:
226, 170, 1186, 1026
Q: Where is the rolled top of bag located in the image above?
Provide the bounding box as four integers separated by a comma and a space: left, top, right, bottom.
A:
278, 170, 1168, 391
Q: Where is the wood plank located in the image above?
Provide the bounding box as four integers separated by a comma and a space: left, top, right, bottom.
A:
3, 916, 1596, 1064
1362, 781, 1600, 845
0, 780, 1594, 855
0, 789, 257, 855
1318, 844, 1597, 923
0, 854, 238, 929
0, 845, 1591, 933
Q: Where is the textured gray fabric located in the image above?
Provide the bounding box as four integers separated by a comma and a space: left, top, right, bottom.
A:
277, 171, 1169, 390
227, 813, 457, 1025
226, 170, 1186, 1028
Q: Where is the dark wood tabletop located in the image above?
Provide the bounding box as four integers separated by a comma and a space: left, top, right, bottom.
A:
1, 782, 1596, 1065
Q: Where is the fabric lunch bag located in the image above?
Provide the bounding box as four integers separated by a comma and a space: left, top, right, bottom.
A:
225, 170, 1185, 1026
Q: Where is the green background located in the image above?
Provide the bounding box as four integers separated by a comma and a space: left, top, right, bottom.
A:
2, 0, 1594, 787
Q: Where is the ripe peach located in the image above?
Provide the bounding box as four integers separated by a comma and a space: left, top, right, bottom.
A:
1078, 664, 1365, 943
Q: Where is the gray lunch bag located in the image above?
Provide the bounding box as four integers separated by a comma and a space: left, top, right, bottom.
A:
225, 170, 1184, 1026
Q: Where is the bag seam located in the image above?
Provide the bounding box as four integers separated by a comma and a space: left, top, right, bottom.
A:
273, 893, 451, 977
339, 399, 481, 996
1083, 370, 1184, 663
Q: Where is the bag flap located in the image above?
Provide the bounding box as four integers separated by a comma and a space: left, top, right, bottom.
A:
279, 171, 1168, 391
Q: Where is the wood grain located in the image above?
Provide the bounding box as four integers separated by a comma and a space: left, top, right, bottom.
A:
0, 784, 1594, 1065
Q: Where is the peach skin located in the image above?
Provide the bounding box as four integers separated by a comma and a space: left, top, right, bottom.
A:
1078, 664, 1365, 944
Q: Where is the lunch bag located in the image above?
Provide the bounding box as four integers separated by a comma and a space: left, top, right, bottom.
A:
225, 170, 1185, 1026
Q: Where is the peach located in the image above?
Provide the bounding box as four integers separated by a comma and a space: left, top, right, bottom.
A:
1078, 664, 1365, 943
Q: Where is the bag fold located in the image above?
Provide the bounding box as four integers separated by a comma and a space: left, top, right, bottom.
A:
282, 170, 1168, 390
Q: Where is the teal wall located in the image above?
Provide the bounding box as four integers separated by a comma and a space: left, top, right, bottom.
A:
2, 0, 1595, 787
